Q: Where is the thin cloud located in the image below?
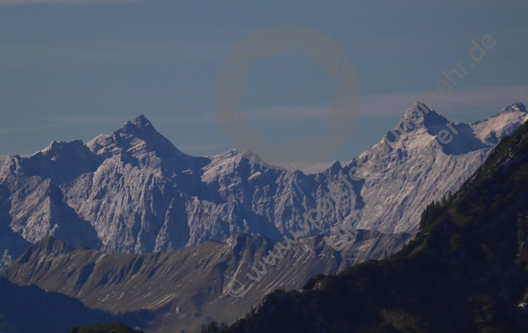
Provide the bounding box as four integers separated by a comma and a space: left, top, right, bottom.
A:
149, 114, 219, 126
226, 85, 527, 122
50, 115, 131, 126
241, 105, 330, 121
0, 115, 129, 135
0, 43, 231, 68
175, 85, 527, 125
360, 85, 528, 117
178, 144, 227, 152
0, 0, 136, 5
0, 123, 59, 134
0, 114, 214, 137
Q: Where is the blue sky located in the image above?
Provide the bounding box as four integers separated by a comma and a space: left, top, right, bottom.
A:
1, 0, 527, 172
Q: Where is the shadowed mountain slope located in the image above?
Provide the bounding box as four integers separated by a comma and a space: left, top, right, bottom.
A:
0, 276, 150, 333
1, 230, 409, 333
68, 322, 144, 333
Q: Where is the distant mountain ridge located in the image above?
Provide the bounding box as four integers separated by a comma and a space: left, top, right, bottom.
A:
0, 103, 525, 267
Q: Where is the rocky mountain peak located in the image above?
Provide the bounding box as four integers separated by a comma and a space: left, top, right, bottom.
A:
401, 102, 448, 130
375, 103, 451, 154
115, 114, 161, 140
471, 103, 528, 146
500, 102, 526, 114
403, 102, 430, 118
87, 115, 188, 168
131, 114, 152, 128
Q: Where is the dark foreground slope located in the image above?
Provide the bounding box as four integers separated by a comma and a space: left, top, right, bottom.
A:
68, 322, 143, 333
0, 277, 150, 333
214, 119, 528, 332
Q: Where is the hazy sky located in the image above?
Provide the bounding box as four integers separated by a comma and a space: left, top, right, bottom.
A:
1, 0, 527, 172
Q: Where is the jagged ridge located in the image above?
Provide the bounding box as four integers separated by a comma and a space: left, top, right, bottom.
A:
0, 104, 525, 264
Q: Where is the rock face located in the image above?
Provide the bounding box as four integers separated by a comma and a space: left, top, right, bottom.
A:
0, 177, 32, 269
0, 103, 526, 261
1, 231, 410, 333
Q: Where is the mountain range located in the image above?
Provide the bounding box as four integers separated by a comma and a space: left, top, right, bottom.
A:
1, 103, 526, 270
0, 102, 527, 333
